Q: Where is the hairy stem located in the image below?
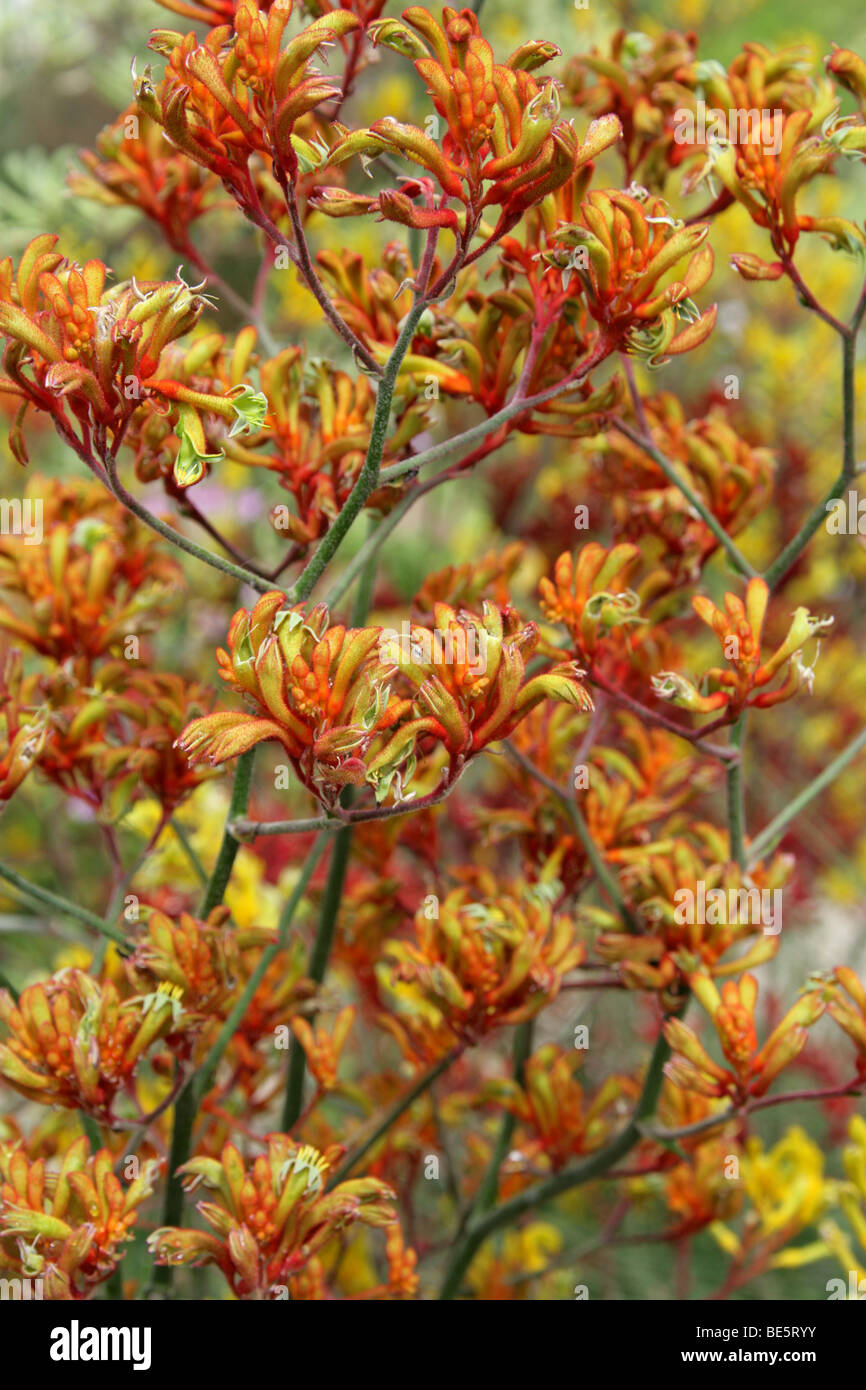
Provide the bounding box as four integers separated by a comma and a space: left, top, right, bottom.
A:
288, 301, 429, 603
727, 714, 748, 869
102, 452, 274, 595
505, 743, 638, 931
612, 418, 757, 580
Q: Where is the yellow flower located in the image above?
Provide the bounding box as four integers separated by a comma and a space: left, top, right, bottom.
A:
126, 785, 283, 930
742, 1127, 827, 1237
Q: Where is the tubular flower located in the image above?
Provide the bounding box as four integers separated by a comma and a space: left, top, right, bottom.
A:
224, 345, 428, 545
826, 45, 866, 112
0, 661, 216, 820
177, 590, 414, 805
148, 1136, 406, 1299
651, 577, 834, 718
125, 907, 240, 1023
380, 599, 593, 772
548, 190, 716, 364
563, 29, 701, 186
710, 112, 866, 257
663, 971, 826, 1103
0, 241, 230, 455
325, 7, 621, 242
591, 833, 791, 1001
0, 478, 180, 669
315, 242, 620, 428
122, 326, 260, 489
669, 42, 866, 259
136, 0, 360, 203
0, 971, 179, 1122
0, 650, 49, 803
710, 1127, 829, 1270
466, 1222, 563, 1300
827, 967, 866, 1079
179, 591, 591, 807
290, 1005, 356, 1093
659, 1138, 744, 1236
381, 874, 585, 1043
70, 108, 220, 250
814, 1113, 866, 1288
538, 543, 645, 660
484, 1043, 636, 1170
502, 710, 703, 897
0, 1138, 160, 1300
413, 543, 525, 621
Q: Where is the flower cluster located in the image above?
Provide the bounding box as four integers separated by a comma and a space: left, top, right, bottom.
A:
179, 590, 592, 807
663, 971, 825, 1103
148, 1136, 409, 1298
0, 1138, 159, 1299
651, 578, 834, 718
381, 873, 584, 1044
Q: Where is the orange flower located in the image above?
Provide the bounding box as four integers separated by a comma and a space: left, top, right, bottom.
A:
382, 874, 585, 1042
485, 1043, 634, 1169
548, 190, 716, 363
148, 1136, 405, 1298
137, 0, 360, 199
178, 590, 412, 804
0, 971, 180, 1122
827, 967, 866, 1079
0, 478, 180, 667
327, 7, 621, 246
651, 577, 834, 717
0, 1138, 159, 1299
290, 1005, 356, 1093
663, 971, 825, 1102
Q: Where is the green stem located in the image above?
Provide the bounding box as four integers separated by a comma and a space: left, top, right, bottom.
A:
460, 1022, 533, 1231
194, 833, 330, 1103
0, 862, 127, 944
763, 330, 859, 591
610, 419, 758, 580
201, 749, 256, 916
747, 724, 866, 865
378, 345, 609, 486
288, 300, 429, 604
150, 748, 256, 1291
283, 538, 378, 1131
281, 823, 353, 1132
148, 835, 328, 1294
102, 452, 274, 595
169, 817, 209, 887
327, 1045, 463, 1188
79, 1111, 103, 1152
727, 715, 747, 869
324, 504, 405, 610
505, 744, 638, 931
438, 1028, 671, 1299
